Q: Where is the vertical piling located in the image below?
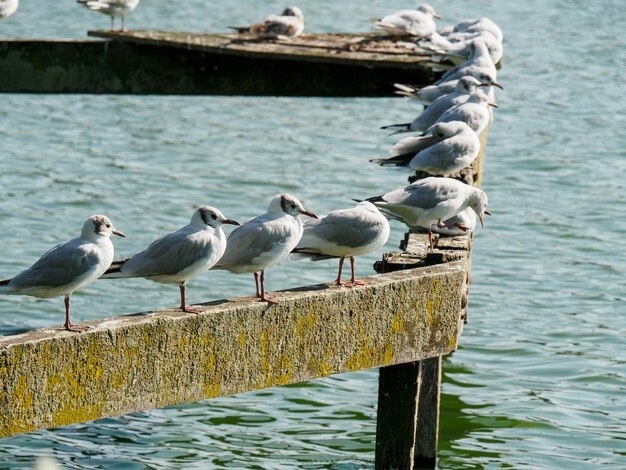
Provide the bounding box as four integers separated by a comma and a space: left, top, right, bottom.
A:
375, 357, 442, 469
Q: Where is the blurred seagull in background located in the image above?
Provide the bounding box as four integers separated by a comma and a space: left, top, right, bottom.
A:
292, 201, 390, 286
0, 0, 18, 21
365, 177, 490, 252
77, 0, 140, 32
229, 6, 304, 39
384, 76, 489, 133
102, 207, 239, 314
372, 121, 481, 175
214, 194, 317, 304
0, 215, 125, 332
372, 4, 440, 38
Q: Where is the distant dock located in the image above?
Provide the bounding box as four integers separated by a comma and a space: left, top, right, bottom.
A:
0, 31, 439, 96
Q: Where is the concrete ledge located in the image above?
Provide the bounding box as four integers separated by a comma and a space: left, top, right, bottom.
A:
0, 263, 465, 437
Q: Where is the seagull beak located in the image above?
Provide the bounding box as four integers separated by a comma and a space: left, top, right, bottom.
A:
484, 210, 492, 216
223, 219, 240, 226
491, 82, 504, 90
478, 82, 491, 87
112, 229, 126, 238
433, 13, 441, 19
488, 101, 498, 108
300, 210, 318, 219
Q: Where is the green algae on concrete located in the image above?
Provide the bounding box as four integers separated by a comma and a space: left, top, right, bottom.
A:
0, 263, 465, 437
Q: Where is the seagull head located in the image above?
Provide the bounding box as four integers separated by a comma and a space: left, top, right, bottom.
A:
468, 189, 491, 228
428, 121, 471, 139
478, 72, 503, 90
195, 206, 240, 228
470, 89, 498, 108
83, 214, 125, 240
417, 4, 441, 19
456, 76, 483, 94
272, 193, 317, 219
282, 6, 304, 20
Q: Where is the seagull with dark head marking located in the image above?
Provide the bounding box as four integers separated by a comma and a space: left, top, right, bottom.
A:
102, 207, 239, 314
0, 215, 125, 332
365, 177, 490, 252
214, 194, 317, 304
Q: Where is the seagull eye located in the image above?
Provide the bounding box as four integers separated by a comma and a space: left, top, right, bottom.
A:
290, 204, 296, 209
211, 213, 217, 220
106, 223, 111, 228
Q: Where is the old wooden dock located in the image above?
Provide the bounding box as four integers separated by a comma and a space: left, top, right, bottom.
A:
0, 31, 438, 95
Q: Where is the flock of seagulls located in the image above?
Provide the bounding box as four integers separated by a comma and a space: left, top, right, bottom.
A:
0, 4, 503, 332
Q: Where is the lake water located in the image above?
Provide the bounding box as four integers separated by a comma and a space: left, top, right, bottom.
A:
1, 0, 625, 468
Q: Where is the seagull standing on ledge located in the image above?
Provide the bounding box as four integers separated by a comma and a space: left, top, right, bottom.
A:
365, 177, 490, 252
214, 194, 317, 304
0, 215, 125, 332
77, 0, 140, 32
0, 0, 18, 21
229, 6, 304, 40
102, 207, 239, 314
293, 201, 390, 286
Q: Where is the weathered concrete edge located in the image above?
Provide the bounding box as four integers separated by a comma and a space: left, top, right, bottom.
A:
0, 263, 465, 437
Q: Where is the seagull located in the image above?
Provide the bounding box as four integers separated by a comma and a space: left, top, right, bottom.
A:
384, 76, 489, 134
214, 194, 317, 304
442, 17, 503, 43
229, 6, 304, 39
434, 89, 496, 134
0, 0, 18, 20
430, 207, 477, 236
435, 40, 498, 85
77, 0, 140, 32
365, 177, 490, 252
292, 201, 390, 286
422, 31, 503, 65
394, 67, 502, 104
372, 4, 440, 38
0, 215, 125, 332
372, 121, 481, 175
102, 207, 239, 314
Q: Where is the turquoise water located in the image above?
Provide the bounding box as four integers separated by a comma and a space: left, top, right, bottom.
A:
2, 0, 626, 468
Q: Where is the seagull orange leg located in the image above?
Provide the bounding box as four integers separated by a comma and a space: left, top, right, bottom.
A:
348, 256, 365, 286
63, 295, 88, 332
335, 256, 349, 286
254, 272, 261, 297
428, 226, 435, 253
179, 282, 201, 314
259, 270, 278, 304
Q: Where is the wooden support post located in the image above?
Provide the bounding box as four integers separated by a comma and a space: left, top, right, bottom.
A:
375, 356, 442, 469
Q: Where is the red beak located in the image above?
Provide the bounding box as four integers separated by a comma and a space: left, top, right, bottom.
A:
300, 210, 318, 219
112, 229, 126, 237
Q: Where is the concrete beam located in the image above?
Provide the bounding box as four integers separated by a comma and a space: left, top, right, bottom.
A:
0, 263, 465, 437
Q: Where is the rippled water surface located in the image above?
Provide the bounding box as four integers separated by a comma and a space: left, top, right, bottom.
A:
1, 0, 625, 468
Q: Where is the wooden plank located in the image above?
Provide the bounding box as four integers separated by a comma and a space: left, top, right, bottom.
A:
0, 263, 465, 437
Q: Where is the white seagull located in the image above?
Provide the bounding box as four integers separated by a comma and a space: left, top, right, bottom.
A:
372, 121, 481, 176
422, 31, 503, 65
0, 215, 125, 332
443, 17, 503, 43
384, 76, 489, 134
292, 201, 390, 286
77, 0, 140, 32
435, 89, 496, 134
0, 0, 18, 20
229, 6, 304, 39
435, 40, 498, 85
102, 207, 239, 314
214, 194, 317, 304
394, 67, 502, 104
365, 177, 490, 252
373, 4, 440, 38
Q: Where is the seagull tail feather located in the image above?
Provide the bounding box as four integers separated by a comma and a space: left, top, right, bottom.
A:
100, 259, 129, 279
370, 152, 413, 166
0, 279, 10, 287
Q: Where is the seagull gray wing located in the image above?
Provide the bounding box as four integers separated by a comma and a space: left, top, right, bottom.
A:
389, 134, 439, 157
9, 239, 100, 289
121, 227, 211, 277
216, 217, 286, 268
387, 180, 462, 210
301, 209, 385, 250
